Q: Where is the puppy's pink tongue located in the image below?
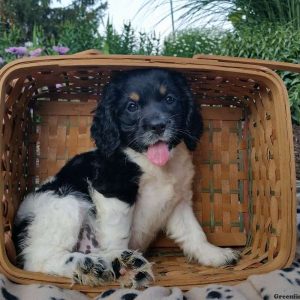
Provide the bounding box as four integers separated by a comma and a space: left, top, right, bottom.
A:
146, 142, 170, 166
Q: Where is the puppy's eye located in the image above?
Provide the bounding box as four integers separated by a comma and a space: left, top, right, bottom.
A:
127, 102, 138, 112
165, 95, 176, 104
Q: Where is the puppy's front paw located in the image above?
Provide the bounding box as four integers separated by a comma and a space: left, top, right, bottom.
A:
73, 256, 114, 286
197, 245, 241, 267
112, 250, 154, 288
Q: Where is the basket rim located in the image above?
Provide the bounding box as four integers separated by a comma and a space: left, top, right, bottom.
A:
0, 54, 290, 94
193, 54, 300, 73
0, 53, 290, 80
0, 54, 296, 289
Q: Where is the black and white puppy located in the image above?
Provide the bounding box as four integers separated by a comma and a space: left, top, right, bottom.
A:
13, 69, 240, 288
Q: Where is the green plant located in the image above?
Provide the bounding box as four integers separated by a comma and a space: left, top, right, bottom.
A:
0, 25, 22, 63
57, 21, 103, 54
233, 0, 300, 28
31, 25, 47, 49
136, 32, 160, 55
0, 0, 107, 42
163, 28, 223, 57
103, 21, 160, 55
281, 69, 300, 124
220, 23, 300, 60
103, 21, 136, 54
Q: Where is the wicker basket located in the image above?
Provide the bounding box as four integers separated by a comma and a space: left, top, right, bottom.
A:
293, 124, 300, 179
0, 50, 296, 296
194, 54, 300, 180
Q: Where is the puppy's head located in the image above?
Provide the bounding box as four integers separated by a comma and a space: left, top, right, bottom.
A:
91, 68, 203, 165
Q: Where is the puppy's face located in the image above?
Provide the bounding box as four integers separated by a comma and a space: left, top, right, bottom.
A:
91, 69, 203, 164
116, 70, 185, 153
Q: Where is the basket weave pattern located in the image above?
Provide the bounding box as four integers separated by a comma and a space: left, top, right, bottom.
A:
0, 53, 296, 293
293, 124, 300, 179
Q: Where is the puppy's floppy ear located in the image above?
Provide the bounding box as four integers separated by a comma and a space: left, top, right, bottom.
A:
91, 83, 120, 157
174, 72, 203, 151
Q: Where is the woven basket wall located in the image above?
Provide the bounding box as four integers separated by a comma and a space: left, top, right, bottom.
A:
293, 125, 300, 179
195, 54, 300, 180
0, 51, 296, 296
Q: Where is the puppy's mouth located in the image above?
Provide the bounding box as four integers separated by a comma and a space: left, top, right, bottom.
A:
146, 141, 170, 167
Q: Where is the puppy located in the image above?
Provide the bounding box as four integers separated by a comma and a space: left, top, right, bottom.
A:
13, 69, 240, 288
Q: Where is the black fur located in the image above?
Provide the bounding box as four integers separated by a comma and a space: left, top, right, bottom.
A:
37, 149, 141, 206
112, 258, 121, 279
171, 72, 203, 150
134, 271, 151, 282
12, 215, 34, 267
91, 83, 121, 157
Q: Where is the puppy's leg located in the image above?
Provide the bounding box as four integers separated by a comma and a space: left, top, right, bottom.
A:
17, 193, 114, 285
166, 200, 240, 267
90, 189, 154, 287
90, 189, 133, 250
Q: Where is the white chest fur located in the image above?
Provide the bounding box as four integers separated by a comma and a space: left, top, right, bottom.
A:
125, 143, 195, 251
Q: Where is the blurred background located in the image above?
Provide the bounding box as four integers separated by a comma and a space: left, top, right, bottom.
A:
0, 0, 300, 127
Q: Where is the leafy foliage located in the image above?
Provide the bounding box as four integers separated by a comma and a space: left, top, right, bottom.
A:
163, 28, 223, 57
220, 24, 300, 60
57, 21, 103, 54
281, 71, 300, 124
233, 0, 300, 28
103, 21, 160, 55
0, 0, 107, 42
0, 25, 22, 56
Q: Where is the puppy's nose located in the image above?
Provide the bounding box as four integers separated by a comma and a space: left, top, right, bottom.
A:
149, 120, 166, 135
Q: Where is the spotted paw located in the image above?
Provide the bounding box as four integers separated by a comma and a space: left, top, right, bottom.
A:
197, 244, 241, 267
112, 250, 154, 288
73, 256, 114, 286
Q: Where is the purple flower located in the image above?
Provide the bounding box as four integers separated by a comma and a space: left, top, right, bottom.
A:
5, 46, 27, 56
29, 48, 43, 57
52, 46, 69, 55
0, 57, 4, 65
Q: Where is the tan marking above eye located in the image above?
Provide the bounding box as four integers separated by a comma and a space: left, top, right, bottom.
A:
129, 92, 140, 101
159, 85, 167, 95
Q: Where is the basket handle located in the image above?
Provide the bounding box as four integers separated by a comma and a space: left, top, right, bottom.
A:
193, 54, 300, 73
73, 49, 103, 56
